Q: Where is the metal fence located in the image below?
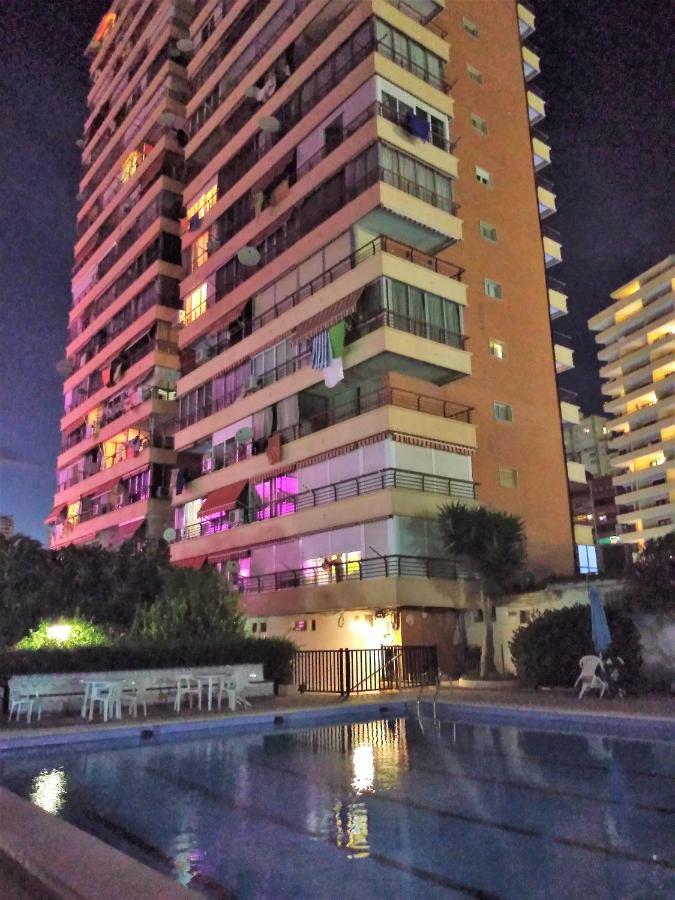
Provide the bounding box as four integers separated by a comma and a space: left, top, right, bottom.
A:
292, 646, 438, 697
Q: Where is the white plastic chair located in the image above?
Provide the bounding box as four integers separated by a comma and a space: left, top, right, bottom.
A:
89, 682, 122, 722
121, 680, 149, 718
174, 674, 201, 712
575, 655, 608, 698
218, 671, 252, 712
9, 685, 43, 725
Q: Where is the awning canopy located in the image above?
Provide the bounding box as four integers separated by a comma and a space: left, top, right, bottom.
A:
45, 504, 67, 524
199, 480, 248, 517
110, 519, 144, 546
82, 475, 121, 499
293, 290, 363, 343
216, 298, 249, 333
174, 555, 207, 569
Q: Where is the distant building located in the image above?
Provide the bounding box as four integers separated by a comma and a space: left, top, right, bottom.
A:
589, 255, 674, 545
563, 413, 612, 477
0, 515, 15, 539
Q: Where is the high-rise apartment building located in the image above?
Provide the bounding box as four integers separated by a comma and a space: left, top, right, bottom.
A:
589, 255, 674, 545
47, 2, 194, 548
564, 413, 612, 477
50, 1, 576, 653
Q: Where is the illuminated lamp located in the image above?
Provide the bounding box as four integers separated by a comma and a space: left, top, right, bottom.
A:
46, 623, 73, 643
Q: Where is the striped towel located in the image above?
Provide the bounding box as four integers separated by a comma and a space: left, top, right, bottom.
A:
311, 329, 331, 369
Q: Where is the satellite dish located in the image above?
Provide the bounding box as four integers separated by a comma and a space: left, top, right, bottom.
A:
259, 115, 280, 133
176, 38, 194, 54
75, 138, 84, 149
238, 246, 260, 267
56, 358, 73, 376
76, 191, 85, 202
244, 85, 259, 99
163, 527, 177, 542
235, 427, 254, 444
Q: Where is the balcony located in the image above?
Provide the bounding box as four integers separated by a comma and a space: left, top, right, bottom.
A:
532, 133, 551, 171
543, 232, 563, 268
547, 276, 568, 319
559, 389, 580, 425
176, 467, 477, 542
537, 180, 557, 219
527, 88, 546, 124
522, 45, 540, 80
554, 331, 574, 373
517, 2, 535, 38
385, 0, 447, 38
567, 460, 587, 485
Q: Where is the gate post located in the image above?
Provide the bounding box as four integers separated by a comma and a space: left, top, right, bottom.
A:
343, 648, 351, 698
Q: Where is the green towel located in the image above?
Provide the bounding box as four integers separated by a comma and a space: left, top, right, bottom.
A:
328, 320, 346, 359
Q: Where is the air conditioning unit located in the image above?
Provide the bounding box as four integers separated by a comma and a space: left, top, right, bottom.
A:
202, 456, 214, 474
245, 375, 262, 394
229, 508, 245, 525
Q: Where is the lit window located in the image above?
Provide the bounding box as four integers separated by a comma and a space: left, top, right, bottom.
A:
120, 144, 152, 183
191, 233, 210, 270
467, 64, 483, 84
180, 283, 208, 325
480, 221, 498, 243
499, 466, 519, 488
462, 16, 479, 38
494, 401, 513, 422
475, 165, 492, 186
303, 551, 361, 585
187, 184, 218, 222
471, 113, 488, 135
484, 278, 503, 299
577, 545, 598, 575
489, 339, 506, 359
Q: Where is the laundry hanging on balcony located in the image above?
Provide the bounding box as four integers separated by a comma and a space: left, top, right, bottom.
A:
311, 320, 346, 388
405, 111, 430, 142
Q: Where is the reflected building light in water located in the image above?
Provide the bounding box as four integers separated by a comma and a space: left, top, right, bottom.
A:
352, 744, 375, 794
30, 768, 67, 816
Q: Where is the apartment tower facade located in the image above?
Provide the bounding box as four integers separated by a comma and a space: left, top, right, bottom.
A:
51, 1, 575, 654
589, 255, 674, 545
48, 2, 194, 548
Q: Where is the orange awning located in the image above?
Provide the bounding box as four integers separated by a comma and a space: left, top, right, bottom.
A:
110, 519, 144, 545
293, 290, 362, 343
199, 481, 248, 516
45, 504, 67, 524
174, 555, 207, 569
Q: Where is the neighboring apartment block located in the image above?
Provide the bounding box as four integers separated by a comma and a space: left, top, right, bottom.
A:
589, 255, 675, 545
563, 413, 612, 477
50, 1, 576, 652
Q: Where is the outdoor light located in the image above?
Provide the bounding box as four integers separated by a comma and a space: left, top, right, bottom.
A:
46, 623, 73, 643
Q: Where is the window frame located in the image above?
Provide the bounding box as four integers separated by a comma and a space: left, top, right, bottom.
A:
480, 221, 499, 243
494, 401, 514, 422
470, 113, 489, 136
499, 466, 519, 488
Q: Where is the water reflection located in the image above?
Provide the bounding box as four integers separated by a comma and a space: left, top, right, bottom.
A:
29, 768, 67, 816
333, 798, 370, 859
352, 744, 375, 794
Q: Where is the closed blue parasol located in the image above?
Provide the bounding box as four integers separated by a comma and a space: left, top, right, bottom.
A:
589, 587, 612, 655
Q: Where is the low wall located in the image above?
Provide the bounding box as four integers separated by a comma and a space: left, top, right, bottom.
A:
9, 663, 273, 714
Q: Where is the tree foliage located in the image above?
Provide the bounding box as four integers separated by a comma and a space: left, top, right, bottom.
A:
131, 566, 245, 642
438, 503, 526, 678
509, 604, 642, 689
623, 534, 675, 613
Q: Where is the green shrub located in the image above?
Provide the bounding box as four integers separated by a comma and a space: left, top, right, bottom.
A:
0, 637, 295, 685
15, 618, 110, 650
509, 604, 642, 690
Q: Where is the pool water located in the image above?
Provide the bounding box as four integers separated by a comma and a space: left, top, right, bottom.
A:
0, 710, 673, 898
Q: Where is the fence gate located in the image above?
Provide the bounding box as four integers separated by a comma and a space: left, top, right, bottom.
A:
292, 646, 438, 697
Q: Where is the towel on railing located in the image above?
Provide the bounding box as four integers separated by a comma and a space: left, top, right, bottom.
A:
405, 111, 430, 142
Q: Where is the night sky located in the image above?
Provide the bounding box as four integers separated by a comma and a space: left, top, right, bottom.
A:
0, 0, 671, 542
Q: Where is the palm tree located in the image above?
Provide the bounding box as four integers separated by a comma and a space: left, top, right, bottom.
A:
438, 503, 526, 679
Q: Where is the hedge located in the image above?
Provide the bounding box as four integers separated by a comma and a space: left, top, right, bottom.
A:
0, 637, 296, 686
509, 604, 642, 690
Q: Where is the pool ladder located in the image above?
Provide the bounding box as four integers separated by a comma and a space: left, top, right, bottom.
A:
416, 671, 442, 732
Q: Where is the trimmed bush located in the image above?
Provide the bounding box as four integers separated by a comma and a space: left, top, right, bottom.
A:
0, 637, 295, 686
15, 618, 110, 650
509, 604, 642, 690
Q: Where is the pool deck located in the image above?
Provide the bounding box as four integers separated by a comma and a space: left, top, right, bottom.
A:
1, 685, 672, 750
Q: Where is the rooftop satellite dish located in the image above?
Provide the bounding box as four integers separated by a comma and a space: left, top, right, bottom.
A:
244, 85, 259, 99
176, 38, 194, 54
163, 527, 177, 542
238, 245, 260, 267
75, 138, 84, 149
235, 426, 254, 444
259, 115, 280, 133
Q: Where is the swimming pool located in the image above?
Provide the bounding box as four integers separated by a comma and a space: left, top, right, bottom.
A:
0, 705, 673, 898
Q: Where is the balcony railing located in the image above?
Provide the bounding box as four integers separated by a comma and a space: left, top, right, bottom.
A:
376, 39, 450, 93
177, 467, 477, 540
239, 554, 466, 594
353, 308, 466, 350
56, 487, 152, 533
553, 330, 574, 350
558, 387, 578, 404
57, 435, 174, 493
386, 0, 447, 38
